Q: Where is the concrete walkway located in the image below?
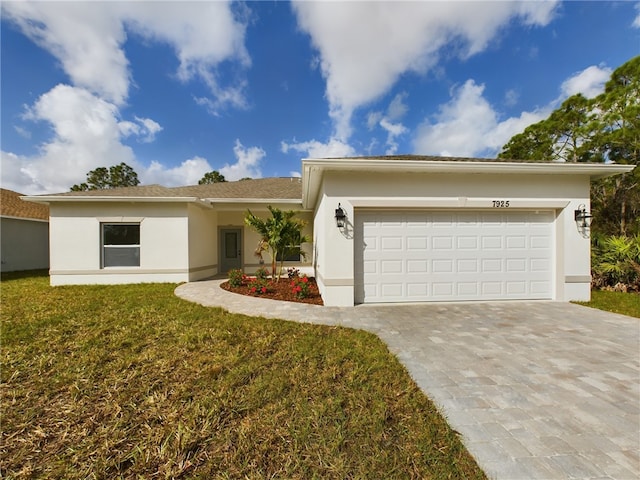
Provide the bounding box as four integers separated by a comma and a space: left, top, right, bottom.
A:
176, 279, 640, 479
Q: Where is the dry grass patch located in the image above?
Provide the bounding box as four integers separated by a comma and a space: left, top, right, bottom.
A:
1, 271, 485, 479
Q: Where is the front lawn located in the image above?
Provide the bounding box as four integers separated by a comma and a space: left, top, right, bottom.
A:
576, 290, 640, 318
1, 272, 485, 479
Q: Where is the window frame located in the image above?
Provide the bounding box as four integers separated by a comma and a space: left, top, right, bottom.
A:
101, 223, 141, 268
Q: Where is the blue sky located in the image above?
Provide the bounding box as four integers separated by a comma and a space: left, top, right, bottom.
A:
2, 1, 639, 194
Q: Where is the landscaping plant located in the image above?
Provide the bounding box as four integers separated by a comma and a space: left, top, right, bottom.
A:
291, 274, 311, 299
227, 268, 245, 287
592, 233, 640, 291
244, 206, 310, 282
247, 277, 270, 296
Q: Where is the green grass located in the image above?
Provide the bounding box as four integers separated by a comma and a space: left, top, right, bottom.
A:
1, 271, 485, 479
576, 290, 640, 318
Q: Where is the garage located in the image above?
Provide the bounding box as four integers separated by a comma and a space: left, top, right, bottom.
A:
354, 210, 555, 303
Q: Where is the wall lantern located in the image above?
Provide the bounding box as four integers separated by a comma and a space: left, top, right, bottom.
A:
335, 203, 347, 229
574, 204, 593, 228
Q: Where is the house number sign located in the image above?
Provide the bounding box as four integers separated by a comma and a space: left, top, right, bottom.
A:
492, 200, 511, 208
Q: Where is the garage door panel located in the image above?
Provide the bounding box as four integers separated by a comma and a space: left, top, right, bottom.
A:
355, 210, 554, 303
482, 236, 503, 249
407, 236, 428, 250
407, 259, 428, 273
381, 236, 403, 250
407, 282, 428, 297
381, 260, 402, 274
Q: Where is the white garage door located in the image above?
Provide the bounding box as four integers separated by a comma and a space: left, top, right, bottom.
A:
355, 210, 554, 303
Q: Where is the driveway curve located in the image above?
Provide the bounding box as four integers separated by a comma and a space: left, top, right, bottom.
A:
176, 279, 640, 479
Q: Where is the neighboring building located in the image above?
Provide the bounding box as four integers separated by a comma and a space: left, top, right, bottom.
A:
1, 188, 50, 272
24, 156, 633, 306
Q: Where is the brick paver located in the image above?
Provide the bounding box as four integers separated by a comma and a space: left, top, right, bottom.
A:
176, 280, 640, 479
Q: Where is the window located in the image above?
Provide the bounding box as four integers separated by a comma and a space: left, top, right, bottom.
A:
276, 233, 303, 262
276, 250, 301, 262
102, 223, 140, 267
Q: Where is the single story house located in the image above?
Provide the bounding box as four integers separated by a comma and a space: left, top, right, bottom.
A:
24, 156, 633, 306
1, 188, 50, 272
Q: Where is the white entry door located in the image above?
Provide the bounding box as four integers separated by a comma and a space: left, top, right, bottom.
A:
354, 210, 554, 303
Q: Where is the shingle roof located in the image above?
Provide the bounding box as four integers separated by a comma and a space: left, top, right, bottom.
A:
29, 177, 303, 201
171, 177, 303, 199
1, 189, 49, 220
41, 184, 179, 197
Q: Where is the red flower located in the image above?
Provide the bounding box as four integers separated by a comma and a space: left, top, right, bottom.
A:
250, 287, 257, 293
261, 287, 267, 293
302, 276, 309, 283
294, 286, 302, 293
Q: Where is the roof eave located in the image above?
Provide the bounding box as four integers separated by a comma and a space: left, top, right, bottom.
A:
204, 198, 302, 204
21, 195, 202, 204
301, 158, 635, 209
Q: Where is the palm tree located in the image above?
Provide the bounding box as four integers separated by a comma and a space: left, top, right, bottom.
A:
244, 206, 310, 282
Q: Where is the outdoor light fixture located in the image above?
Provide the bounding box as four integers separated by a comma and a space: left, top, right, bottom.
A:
335, 203, 347, 229
574, 204, 593, 228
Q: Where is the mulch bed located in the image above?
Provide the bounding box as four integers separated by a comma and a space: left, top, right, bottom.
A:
220, 276, 324, 305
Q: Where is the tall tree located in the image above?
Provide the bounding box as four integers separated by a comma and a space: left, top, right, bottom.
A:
590, 57, 640, 235
198, 171, 227, 184
498, 56, 640, 236
71, 163, 140, 191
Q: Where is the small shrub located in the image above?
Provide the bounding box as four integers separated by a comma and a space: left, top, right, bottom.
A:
287, 267, 300, 279
255, 266, 270, 281
228, 269, 245, 287
592, 234, 640, 291
247, 278, 270, 295
290, 275, 310, 299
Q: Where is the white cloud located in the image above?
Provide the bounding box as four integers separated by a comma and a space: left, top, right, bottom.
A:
125, 2, 251, 113
14, 126, 31, 139
633, 3, 640, 28
292, 1, 558, 139
504, 89, 519, 107
560, 65, 613, 99
413, 62, 615, 159
413, 80, 549, 157
379, 118, 408, 155
387, 92, 409, 121
142, 156, 212, 187
1, 1, 251, 194
1, 84, 173, 194
2, 1, 250, 112
2, 85, 138, 194
219, 140, 265, 181
119, 116, 163, 143
281, 138, 356, 158
367, 111, 383, 130
2, 2, 130, 105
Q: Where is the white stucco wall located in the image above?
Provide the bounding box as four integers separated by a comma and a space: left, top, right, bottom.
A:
47, 200, 311, 286
0, 217, 49, 272
313, 171, 592, 306
187, 203, 217, 281
49, 202, 191, 285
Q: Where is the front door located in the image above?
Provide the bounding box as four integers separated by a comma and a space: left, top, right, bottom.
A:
220, 228, 242, 274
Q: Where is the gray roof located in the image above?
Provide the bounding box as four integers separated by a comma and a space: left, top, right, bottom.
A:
36, 177, 303, 200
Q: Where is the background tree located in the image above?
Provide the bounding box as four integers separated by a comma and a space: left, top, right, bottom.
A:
244, 206, 310, 282
498, 56, 640, 236
71, 163, 140, 191
198, 171, 226, 184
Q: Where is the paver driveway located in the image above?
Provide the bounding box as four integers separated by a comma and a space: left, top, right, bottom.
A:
176, 280, 640, 479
